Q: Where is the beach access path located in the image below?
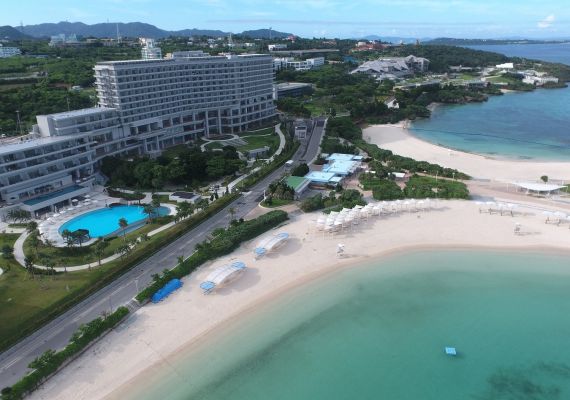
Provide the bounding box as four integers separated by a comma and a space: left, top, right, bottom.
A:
0, 118, 327, 389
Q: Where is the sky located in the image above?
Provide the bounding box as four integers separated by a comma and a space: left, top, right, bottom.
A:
3, 0, 570, 39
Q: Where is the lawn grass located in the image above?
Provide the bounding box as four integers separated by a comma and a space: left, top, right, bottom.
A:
261, 198, 294, 208
23, 221, 165, 266
161, 144, 191, 159
239, 134, 280, 152
206, 131, 279, 153
237, 127, 275, 137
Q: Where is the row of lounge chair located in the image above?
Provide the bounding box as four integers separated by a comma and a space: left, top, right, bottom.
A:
311, 199, 435, 235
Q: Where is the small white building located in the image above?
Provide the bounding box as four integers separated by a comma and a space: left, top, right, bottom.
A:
384, 97, 399, 109
140, 38, 162, 60
0, 44, 21, 58
268, 44, 287, 51
495, 62, 514, 71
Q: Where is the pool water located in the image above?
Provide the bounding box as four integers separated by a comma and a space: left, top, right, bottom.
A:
59, 205, 170, 238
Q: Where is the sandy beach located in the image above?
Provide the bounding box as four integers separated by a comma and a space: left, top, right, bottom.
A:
28, 199, 570, 400
363, 122, 570, 181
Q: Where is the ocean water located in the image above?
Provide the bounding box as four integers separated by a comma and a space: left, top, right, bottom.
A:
131, 250, 570, 400
465, 43, 570, 66
410, 86, 570, 160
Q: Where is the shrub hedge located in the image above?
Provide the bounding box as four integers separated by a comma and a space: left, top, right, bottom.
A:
2, 307, 129, 400
354, 140, 470, 180
136, 210, 289, 302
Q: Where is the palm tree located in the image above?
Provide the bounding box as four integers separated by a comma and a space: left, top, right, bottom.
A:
61, 229, 73, 247
177, 255, 184, 266
116, 243, 131, 259
151, 196, 161, 209
24, 256, 35, 279
228, 207, 237, 226
94, 240, 108, 266
26, 221, 38, 234
142, 204, 155, 222
118, 218, 128, 241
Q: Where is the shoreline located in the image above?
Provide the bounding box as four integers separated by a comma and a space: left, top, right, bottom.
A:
111, 243, 570, 400
27, 200, 570, 400
364, 122, 570, 180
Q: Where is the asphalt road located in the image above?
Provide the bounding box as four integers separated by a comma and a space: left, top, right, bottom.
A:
0, 117, 325, 388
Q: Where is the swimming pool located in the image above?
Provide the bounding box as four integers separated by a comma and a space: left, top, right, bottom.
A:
59, 205, 170, 238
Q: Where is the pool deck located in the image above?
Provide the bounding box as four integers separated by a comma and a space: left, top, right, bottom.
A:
13, 199, 178, 272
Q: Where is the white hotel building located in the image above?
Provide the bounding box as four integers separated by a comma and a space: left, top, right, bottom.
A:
0, 52, 275, 215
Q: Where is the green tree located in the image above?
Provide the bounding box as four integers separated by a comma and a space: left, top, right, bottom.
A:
94, 240, 108, 266
118, 218, 128, 241
26, 221, 38, 234
291, 163, 310, 177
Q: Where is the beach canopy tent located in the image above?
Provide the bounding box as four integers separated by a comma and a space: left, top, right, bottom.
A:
512, 182, 565, 194
200, 261, 247, 294
254, 232, 289, 259
152, 278, 183, 303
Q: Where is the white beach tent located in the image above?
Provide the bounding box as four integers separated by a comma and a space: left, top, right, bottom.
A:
200, 261, 247, 294
254, 232, 289, 258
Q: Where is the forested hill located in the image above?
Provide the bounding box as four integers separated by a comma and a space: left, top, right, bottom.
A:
16, 21, 291, 39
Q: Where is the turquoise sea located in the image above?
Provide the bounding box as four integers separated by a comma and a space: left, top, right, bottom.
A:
410, 86, 570, 160
465, 43, 570, 66
131, 250, 570, 400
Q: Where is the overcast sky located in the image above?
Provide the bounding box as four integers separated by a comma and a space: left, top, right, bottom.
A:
3, 0, 569, 39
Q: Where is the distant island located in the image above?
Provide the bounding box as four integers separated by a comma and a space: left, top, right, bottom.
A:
427, 37, 570, 46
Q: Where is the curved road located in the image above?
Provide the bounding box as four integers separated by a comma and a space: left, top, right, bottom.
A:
0, 117, 325, 387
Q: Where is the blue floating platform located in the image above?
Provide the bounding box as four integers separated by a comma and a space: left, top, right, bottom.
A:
445, 347, 457, 356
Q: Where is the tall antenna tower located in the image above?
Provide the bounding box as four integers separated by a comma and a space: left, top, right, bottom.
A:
269, 27, 272, 40
19, 21, 24, 33
116, 23, 121, 43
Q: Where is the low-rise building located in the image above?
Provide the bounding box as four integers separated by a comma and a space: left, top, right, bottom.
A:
384, 97, 399, 109
49, 34, 80, 47
140, 38, 162, 60
274, 82, 313, 99
273, 57, 325, 72
351, 55, 429, 80
0, 44, 21, 58
268, 44, 287, 51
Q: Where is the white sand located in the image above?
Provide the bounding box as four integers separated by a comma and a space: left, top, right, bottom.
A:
363, 123, 570, 181
29, 200, 570, 400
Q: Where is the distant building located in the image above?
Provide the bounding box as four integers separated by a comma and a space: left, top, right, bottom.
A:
495, 62, 514, 71
0, 44, 21, 58
522, 74, 559, 86
351, 55, 429, 80
140, 38, 162, 60
354, 41, 386, 51
268, 44, 287, 51
273, 57, 324, 72
274, 82, 313, 99
244, 42, 256, 48
49, 34, 80, 47
169, 191, 201, 204
384, 97, 399, 109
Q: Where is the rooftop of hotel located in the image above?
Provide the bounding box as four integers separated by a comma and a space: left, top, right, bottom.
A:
41, 107, 115, 121
276, 82, 313, 90
95, 53, 270, 66
0, 135, 82, 156
322, 160, 360, 175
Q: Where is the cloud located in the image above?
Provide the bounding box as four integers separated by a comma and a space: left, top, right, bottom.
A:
537, 14, 555, 28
